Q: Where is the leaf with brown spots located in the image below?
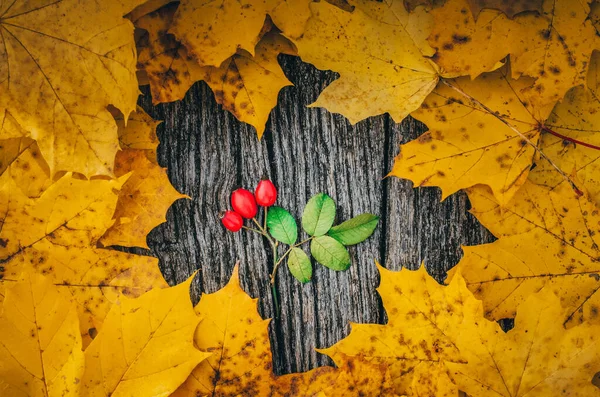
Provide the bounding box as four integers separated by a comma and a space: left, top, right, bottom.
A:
173, 265, 394, 396
293, 0, 439, 124
169, 0, 310, 67
0, 273, 84, 397
202, 32, 295, 138
0, 137, 50, 198
113, 106, 161, 154
99, 150, 186, 249
446, 288, 600, 396
81, 274, 209, 397
423, 0, 512, 78
425, 0, 598, 109
0, 0, 144, 177
0, 172, 168, 346
321, 264, 478, 396
137, 3, 295, 136
391, 67, 552, 205
136, 2, 209, 104
528, 83, 600, 206
450, 180, 600, 327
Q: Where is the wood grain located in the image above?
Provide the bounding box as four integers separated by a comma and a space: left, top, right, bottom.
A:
135, 55, 495, 375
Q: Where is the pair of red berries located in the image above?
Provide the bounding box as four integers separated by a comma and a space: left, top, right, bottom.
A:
221, 179, 277, 232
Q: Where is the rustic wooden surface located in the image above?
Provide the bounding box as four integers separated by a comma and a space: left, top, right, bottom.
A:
135, 55, 495, 375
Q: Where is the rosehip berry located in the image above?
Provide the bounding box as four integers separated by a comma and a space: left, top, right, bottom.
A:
231, 188, 257, 218
221, 210, 243, 232
255, 179, 277, 207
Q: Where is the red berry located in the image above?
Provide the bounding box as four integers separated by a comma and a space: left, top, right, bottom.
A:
231, 188, 257, 218
221, 210, 243, 232
255, 179, 277, 207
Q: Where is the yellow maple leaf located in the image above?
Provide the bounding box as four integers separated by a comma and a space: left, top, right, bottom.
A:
136, 2, 208, 104
0, 273, 84, 397
293, 0, 439, 124
114, 106, 161, 153
99, 149, 186, 248
450, 180, 600, 327
529, 71, 600, 205
0, 172, 167, 345
423, 0, 511, 78
0, 137, 50, 198
426, 0, 598, 109
173, 265, 394, 396
203, 32, 295, 138
169, 0, 310, 68
446, 288, 600, 396
0, 0, 144, 177
137, 4, 294, 137
391, 67, 553, 205
321, 264, 477, 396
81, 275, 209, 397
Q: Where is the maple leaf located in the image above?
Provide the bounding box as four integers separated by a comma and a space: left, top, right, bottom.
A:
426, 0, 599, 109
0, 273, 84, 397
293, 0, 439, 124
169, 0, 310, 68
0, 137, 50, 198
100, 107, 186, 248
528, 73, 600, 205
81, 275, 209, 397
0, 172, 167, 346
0, 0, 144, 177
449, 180, 600, 327
137, 4, 294, 137
446, 288, 600, 396
173, 265, 394, 396
113, 106, 161, 153
390, 67, 553, 205
321, 264, 477, 396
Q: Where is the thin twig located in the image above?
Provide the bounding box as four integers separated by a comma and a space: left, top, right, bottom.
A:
440, 79, 582, 194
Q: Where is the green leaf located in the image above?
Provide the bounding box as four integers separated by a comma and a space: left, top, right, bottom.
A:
328, 213, 379, 245
302, 193, 336, 236
310, 236, 350, 271
267, 206, 297, 245
287, 247, 312, 283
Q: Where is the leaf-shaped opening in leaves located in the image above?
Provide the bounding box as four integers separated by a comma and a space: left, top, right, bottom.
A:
310, 235, 351, 271
328, 213, 379, 245
302, 193, 336, 236
288, 247, 312, 283
267, 206, 297, 245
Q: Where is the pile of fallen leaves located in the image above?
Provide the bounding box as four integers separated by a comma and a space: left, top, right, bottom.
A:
2, 0, 600, 395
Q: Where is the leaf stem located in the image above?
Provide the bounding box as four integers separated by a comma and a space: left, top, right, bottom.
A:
440, 79, 582, 194
541, 126, 600, 151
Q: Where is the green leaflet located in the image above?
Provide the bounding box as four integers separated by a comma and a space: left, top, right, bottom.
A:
310, 235, 350, 271
302, 193, 336, 236
267, 206, 297, 245
287, 247, 312, 283
328, 213, 379, 245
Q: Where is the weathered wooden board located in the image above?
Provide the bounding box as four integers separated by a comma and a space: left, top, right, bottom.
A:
136, 55, 495, 375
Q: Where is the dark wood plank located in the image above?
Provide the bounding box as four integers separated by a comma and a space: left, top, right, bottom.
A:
136, 55, 495, 375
